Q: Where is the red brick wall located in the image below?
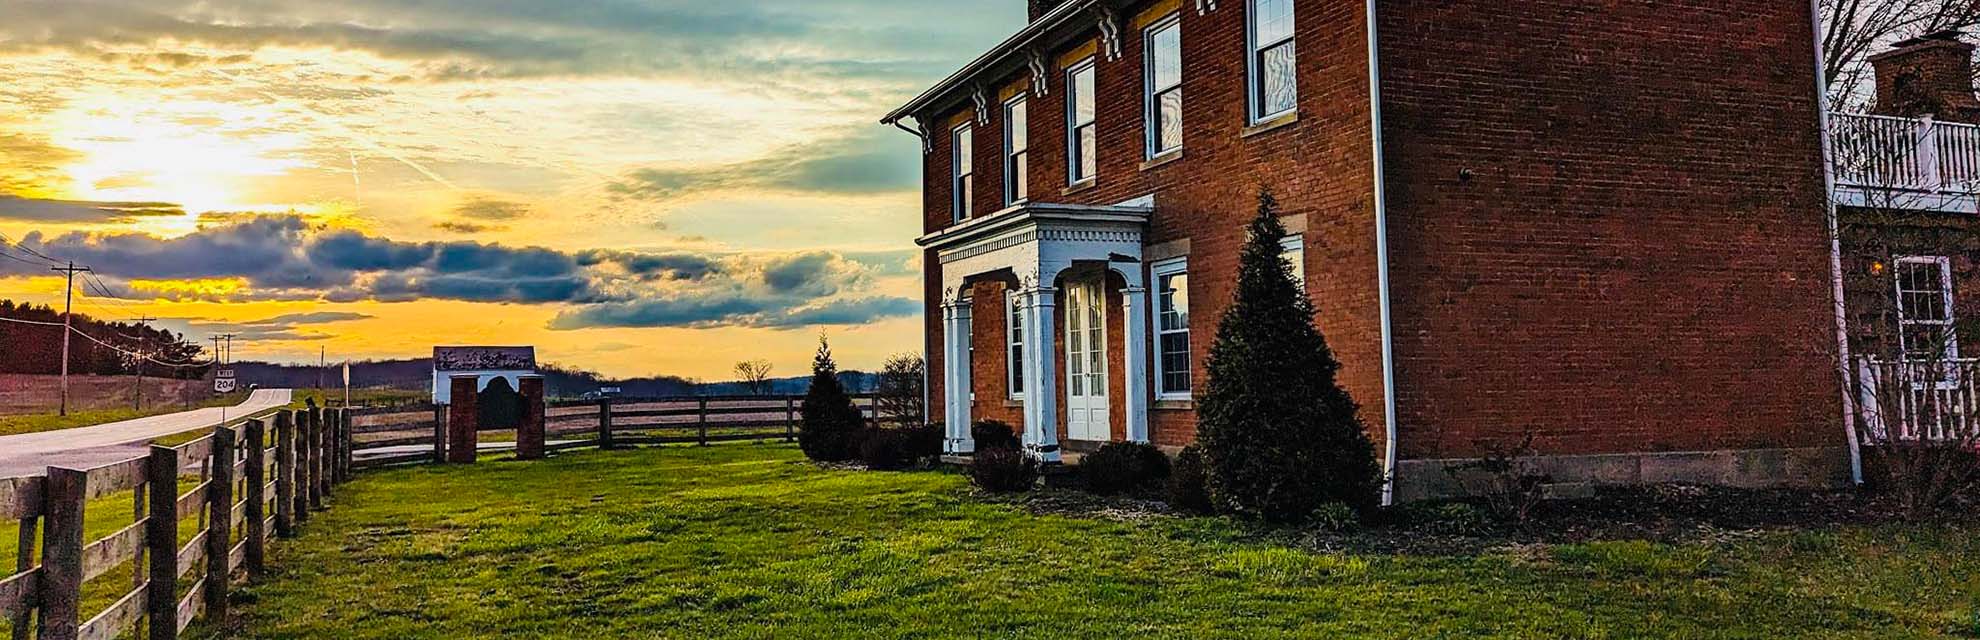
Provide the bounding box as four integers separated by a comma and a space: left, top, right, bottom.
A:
921, 0, 1389, 451
1376, 0, 1843, 458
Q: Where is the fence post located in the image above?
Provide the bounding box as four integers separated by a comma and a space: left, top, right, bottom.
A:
276, 411, 297, 534
786, 396, 797, 443
144, 447, 179, 640
697, 397, 709, 446
294, 410, 312, 525
315, 408, 332, 503
11, 510, 37, 640
38, 467, 85, 640
206, 426, 235, 623
244, 419, 267, 577
340, 410, 354, 482
597, 399, 614, 450
432, 405, 447, 464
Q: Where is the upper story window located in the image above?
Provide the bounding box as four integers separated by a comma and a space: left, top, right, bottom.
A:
1897, 256, 1957, 361
1004, 96, 1029, 205
1145, 15, 1183, 158
1247, 0, 1297, 123
1153, 258, 1191, 398
952, 124, 974, 221
1067, 58, 1098, 183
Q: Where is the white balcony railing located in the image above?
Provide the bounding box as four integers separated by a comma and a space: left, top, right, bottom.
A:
1856, 357, 1980, 444
1831, 113, 1980, 196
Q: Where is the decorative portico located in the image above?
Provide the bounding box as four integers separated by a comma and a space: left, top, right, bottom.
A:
920, 201, 1155, 463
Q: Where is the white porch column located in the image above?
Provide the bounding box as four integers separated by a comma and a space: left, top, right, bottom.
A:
942, 300, 975, 454
1020, 286, 1062, 463
1121, 284, 1151, 443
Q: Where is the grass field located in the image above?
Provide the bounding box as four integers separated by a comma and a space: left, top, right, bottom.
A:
0, 392, 247, 437
194, 444, 1980, 639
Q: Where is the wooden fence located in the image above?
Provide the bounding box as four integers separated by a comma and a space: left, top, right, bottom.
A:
0, 407, 353, 640
343, 394, 887, 467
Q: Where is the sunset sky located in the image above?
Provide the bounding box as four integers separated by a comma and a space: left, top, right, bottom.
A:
0, 0, 1023, 379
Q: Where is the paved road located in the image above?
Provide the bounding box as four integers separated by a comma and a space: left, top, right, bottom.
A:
0, 389, 293, 477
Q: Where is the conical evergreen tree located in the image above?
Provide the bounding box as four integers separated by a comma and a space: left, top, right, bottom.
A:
799, 336, 866, 461
1194, 188, 1383, 520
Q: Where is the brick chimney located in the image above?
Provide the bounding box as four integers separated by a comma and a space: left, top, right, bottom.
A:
1029, 0, 1070, 22
1870, 31, 1980, 124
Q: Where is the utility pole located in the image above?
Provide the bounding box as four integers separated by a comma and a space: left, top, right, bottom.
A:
318, 346, 326, 391
210, 336, 224, 364
132, 315, 157, 411
222, 333, 236, 364
51, 261, 91, 416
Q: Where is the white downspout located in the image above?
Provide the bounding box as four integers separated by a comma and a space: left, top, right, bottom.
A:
1365, 0, 1401, 505
1810, 0, 1864, 484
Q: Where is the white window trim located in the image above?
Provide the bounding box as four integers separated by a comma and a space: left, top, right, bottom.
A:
1003, 95, 1029, 207
1144, 13, 1183, 159
1066, 57, 1099, 184
952, 123, 974, 222
1245, 0, 1297, 124
1280, 234, 1306, 288
1896, 255, 1958, 362
1151, 257, 1191, 400
1007, 293, 1025, 400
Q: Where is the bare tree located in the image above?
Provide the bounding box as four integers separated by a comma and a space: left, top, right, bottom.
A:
1822, 0, 1980, 111
734, 359, 774, 395
874, 353, 926, 428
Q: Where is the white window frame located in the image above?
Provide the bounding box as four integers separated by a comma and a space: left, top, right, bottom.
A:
1007, 293, 1025, 399
1003, 95, 1030, 206
952, 123, 974, 222
1144, 14, 1184, 159
1152, 257, 1192, 400
1896, 255, 1958, 362
1066, 58, 1099, 184
1245, 0, 1297, 124
1280, 234, 1306, 289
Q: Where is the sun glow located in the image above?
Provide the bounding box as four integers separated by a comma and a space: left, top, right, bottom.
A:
48, 95, 311, 218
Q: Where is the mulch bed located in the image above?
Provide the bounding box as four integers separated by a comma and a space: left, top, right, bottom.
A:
974, 481, 1976, 556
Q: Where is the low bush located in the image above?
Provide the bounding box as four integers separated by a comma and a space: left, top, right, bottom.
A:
1445, 432, 1551, 525
1309, 502, 1359, 532
968, 446, 1038, 493
1418, 502, 1492, 536
858, 429, 914, 471
1167, 445, 1213, 514
903, 425, 944, 459
971, 420, 1022, 452
1081, 442, 1172, 495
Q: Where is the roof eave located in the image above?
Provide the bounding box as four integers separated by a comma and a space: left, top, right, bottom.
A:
881, 0, 1099, 126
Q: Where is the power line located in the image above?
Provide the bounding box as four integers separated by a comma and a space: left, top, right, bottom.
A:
0, 315, 65, 327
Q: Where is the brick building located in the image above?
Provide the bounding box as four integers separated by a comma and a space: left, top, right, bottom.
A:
885, 0, 1892, 501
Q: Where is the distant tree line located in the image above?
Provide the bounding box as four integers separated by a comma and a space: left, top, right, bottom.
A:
0, 299, 207, 379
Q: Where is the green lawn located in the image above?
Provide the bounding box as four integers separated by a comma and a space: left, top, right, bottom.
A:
201, 445, 1979, 639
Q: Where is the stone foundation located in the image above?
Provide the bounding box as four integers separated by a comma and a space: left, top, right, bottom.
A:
1393, 446, 1853, 502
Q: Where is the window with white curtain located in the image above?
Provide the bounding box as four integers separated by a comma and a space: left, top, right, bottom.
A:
1067, 59, 1098, 182
1004, 97, 1029, 205
1247, 0, 1297, 122
952, 124, 974, 221
1145, 15, 1183, 157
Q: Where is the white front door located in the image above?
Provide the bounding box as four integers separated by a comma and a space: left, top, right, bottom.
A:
1064, 279, 1110, 441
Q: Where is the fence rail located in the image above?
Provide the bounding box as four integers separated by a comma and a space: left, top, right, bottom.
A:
2, 406, 354, 640
347, 394, 889, 467
1832, 112, 1980, 193
1856, 357, 1980, 444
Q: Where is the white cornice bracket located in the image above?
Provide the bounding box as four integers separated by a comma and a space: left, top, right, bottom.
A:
1096, 7, 1123, 61
971, 87, 991, 126
1027, 49, 1050, 96
1195, 0, 1218, 15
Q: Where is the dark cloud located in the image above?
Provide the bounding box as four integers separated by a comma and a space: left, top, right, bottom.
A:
433, 220, 507, 234
450, 198, 530, 220
176, 311, 372, 342
608, 127, 920, 202
0, 215, 917, 330
0, 195, 185, 223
